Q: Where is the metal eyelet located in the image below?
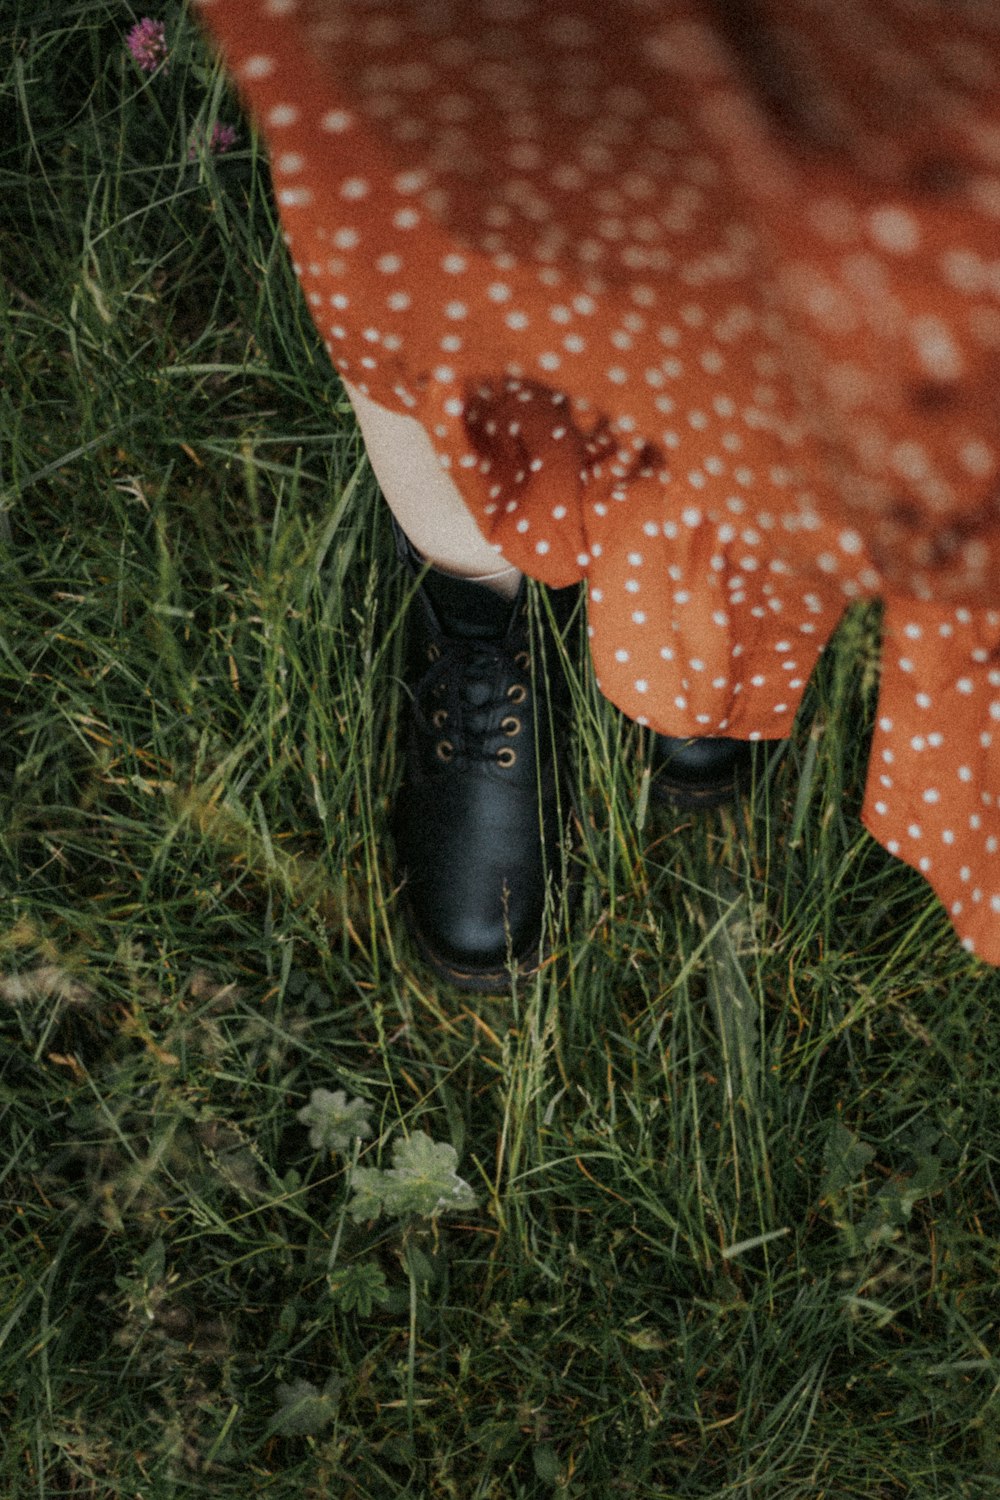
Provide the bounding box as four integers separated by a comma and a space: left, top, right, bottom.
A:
432, 708, 449, 728
514, 650, 531, 669
436, 740, 454, 761
507, 683, 527, 704
426, 643, 441, 662
500, 716, 521, 737
496, 746, 517, 768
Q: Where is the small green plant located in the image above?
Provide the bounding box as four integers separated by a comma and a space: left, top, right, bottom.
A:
296, 1088, 374, 1154
326, 1260, 390, 1316
271, 1375, 343, 1437
284, 1111, 478, 1438
347, 1130, 478, 1223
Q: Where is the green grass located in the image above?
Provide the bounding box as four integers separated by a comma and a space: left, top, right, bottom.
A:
3, 4, 1000, 1496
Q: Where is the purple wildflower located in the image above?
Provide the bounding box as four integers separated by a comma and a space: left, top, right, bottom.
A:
187, 122, 239, 161
126, 18, 168, 73
208, 123, 238, 154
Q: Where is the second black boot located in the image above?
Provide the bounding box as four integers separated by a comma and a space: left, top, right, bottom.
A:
648, 733, 755, 809
391, 527, 578, 991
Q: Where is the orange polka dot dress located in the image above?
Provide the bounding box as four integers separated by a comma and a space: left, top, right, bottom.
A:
195, 0, 1000, 963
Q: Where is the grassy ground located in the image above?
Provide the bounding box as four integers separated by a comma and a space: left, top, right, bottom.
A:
3, 3, 1000, 1496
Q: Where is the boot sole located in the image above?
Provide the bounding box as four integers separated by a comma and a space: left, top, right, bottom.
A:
650, 776, 746, 810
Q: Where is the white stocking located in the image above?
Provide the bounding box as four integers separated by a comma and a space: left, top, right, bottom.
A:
343, 380, 522, 600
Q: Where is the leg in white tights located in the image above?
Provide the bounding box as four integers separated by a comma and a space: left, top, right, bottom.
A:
343, 380, 522, 601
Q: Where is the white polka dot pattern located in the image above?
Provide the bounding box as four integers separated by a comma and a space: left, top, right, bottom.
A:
195, 0, 1000, 963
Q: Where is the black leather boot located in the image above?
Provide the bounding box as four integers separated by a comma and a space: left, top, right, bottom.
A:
649, 733, 756, 809
391, 527, 578, 990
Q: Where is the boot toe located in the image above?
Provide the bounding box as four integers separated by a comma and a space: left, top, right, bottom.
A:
394, 780, 556, 986
405, 883, 544, 982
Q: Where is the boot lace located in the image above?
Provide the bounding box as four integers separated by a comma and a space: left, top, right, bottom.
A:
414, 640, 530, 767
